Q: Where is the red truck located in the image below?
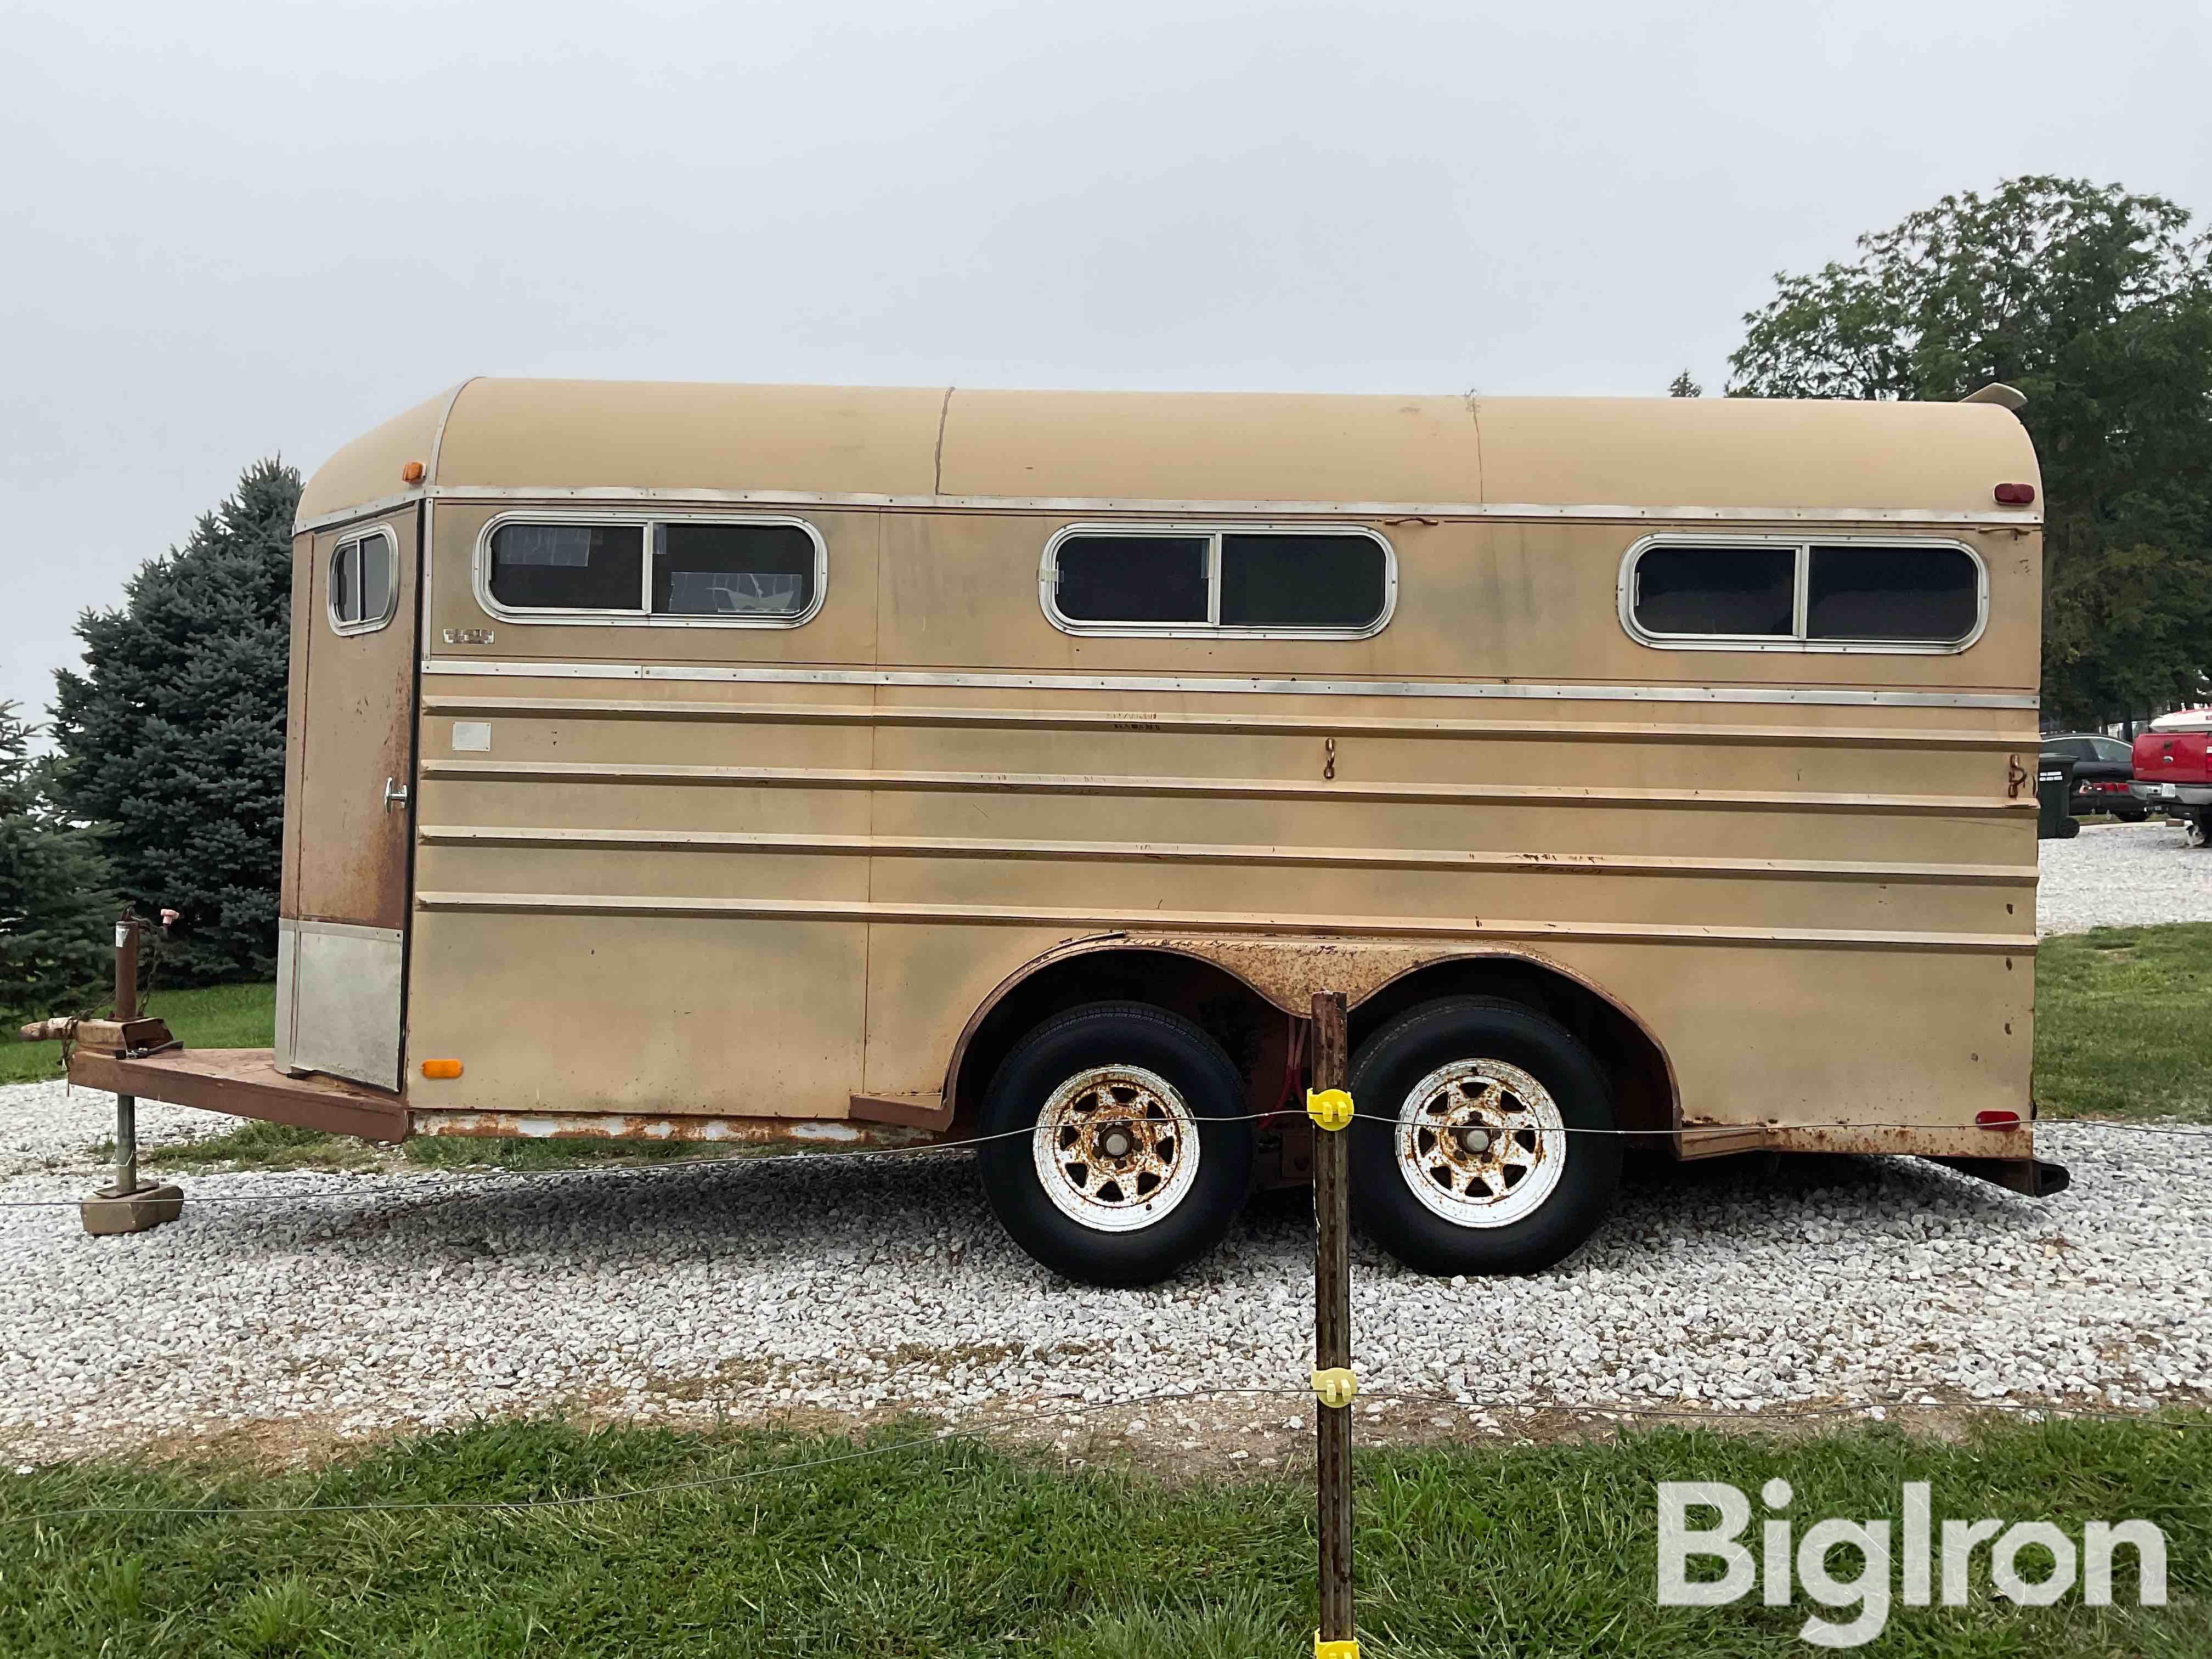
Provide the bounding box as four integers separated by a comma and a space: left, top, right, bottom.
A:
2131, 709, 2212, 844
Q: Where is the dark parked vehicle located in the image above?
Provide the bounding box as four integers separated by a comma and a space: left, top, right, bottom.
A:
2042, 733, 2146, 821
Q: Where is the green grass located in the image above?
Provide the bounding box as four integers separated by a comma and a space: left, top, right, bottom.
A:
2035, 925, 2212, 1122
1, 982, 279, 1087
1, 1415, 2204, 1656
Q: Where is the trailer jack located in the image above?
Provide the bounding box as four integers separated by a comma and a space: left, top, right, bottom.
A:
15, 910, 185, 1235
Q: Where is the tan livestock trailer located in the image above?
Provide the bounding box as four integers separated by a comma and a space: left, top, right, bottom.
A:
73, 379, 2064, 1283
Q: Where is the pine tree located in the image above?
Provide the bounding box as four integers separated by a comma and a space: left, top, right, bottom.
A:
1667, 371, 1703, 398
0, 703, 114, 1023
49, 460, 301, 984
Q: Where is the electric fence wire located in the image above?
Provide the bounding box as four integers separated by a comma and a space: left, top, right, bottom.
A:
0, 1110, 2206, 1213
3, 1104, 2205, 1526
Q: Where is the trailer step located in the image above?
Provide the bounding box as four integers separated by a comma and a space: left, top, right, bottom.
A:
66, 1048, 408, 1142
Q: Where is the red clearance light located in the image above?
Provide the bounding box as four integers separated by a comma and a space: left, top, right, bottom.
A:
1994, 482, 2036, 505
1975, 1109, 2022, 1130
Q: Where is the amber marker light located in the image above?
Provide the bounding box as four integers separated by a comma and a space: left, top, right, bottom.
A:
401, 460, 426, 483
421, 1059, 463, 1080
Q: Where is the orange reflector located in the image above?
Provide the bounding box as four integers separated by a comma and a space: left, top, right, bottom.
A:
401, 460, 426, 483
421, 1059, 463, 1080
1975, 1109, 2021, 1129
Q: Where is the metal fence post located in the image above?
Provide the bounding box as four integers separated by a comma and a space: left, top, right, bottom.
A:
110, 910, 140, 1199
1308, 990, 1357, 1658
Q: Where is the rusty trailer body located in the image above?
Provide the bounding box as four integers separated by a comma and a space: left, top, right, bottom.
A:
98, 379, 2058, 1281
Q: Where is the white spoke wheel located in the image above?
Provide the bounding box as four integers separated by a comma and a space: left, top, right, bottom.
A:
1348, 996, 1621, 1276
1031, 1064, 1202, 1233
978, 1002, 1253, 1286
1396, 1059, 1567, 1228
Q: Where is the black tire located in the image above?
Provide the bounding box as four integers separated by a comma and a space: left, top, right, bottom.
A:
1347, 996, 1621, 1276
2115, 805, 2148, 823
978, 1002, 1253, 1286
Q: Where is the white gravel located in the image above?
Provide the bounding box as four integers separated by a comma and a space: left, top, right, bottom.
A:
2037, 817, 2212, 936
3, 827, 2207, 1458
1, 1081, 2206, 1457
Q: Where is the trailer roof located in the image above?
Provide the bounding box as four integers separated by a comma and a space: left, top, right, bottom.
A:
297, 379, 2041, 529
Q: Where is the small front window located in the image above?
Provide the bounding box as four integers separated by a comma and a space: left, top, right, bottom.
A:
1623, 537, 1984, 652
1044, 525, 1393, 636
329, 529, 398, 633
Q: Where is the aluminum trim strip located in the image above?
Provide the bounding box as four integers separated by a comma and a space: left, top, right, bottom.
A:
414, 482, 2041, 527
418, 693, 2035, 749
419, 757, 2031, 815
416, 823, 2040, 885
295, 490, 428, 535
419, 756, 2031, 815
284, 917, 406, 944
414, 889, 2035, 953
420, 658, 2039, 710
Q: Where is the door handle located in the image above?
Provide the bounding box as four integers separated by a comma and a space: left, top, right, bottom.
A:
383, 777, 410, 813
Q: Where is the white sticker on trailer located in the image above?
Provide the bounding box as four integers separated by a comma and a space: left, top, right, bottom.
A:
452, 721, 493, 752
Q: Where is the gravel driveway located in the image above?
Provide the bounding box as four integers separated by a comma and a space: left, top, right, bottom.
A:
2037, 816, 2212, 935
4, 827, 2208, 1459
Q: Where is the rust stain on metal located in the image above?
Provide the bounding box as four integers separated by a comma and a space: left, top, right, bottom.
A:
847, 1092, 955, 1131
69, 1046, 408, 1142
1673, 1117, 2038, 1160
1133, 935, 1443, 1013
407, 1109, 940, 1149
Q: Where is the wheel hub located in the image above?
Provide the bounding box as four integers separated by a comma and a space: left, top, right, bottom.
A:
1031, 1065, 1203, 1234
1395, 1058, 1567, 1229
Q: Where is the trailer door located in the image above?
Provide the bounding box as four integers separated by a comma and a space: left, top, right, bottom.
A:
275, 507, 421, 1091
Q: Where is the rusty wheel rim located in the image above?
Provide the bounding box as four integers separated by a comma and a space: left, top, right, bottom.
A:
1395, 1058, 1566, 1228
1031, 1064, 1201, 1234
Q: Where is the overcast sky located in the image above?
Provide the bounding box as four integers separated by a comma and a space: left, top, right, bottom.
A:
4, 0, 2207, 721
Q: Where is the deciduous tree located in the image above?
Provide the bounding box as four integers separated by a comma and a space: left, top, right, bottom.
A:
1726, 177, 2212, 724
